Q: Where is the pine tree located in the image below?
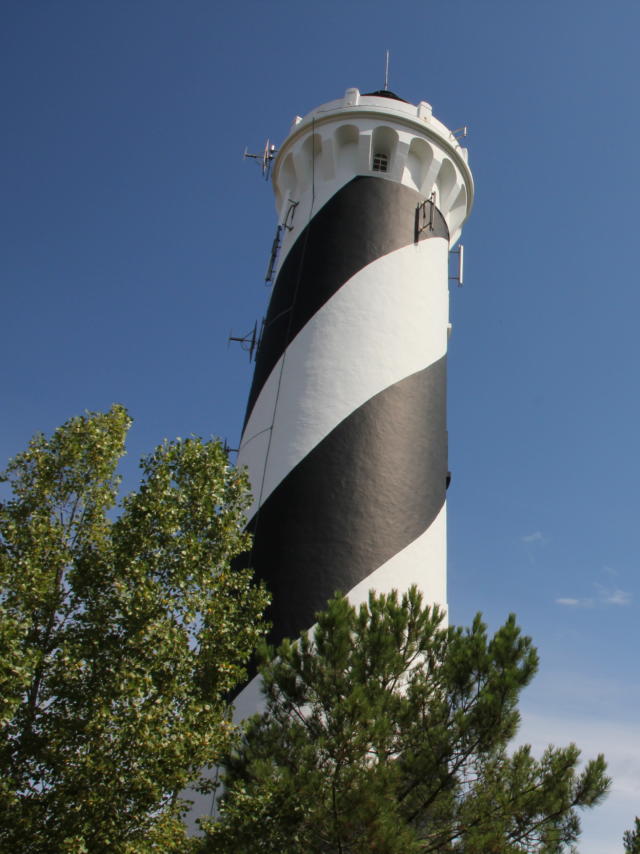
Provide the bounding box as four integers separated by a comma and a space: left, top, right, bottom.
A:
204, 587, 609, 853
624, 818, 640, 853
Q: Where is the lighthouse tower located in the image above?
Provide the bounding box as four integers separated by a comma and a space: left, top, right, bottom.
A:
234, 85, 473, 716
186, 86, 474, 828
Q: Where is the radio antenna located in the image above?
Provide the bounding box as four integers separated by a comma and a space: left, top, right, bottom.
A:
384, 49, 390, 90
243, 139, 277, 180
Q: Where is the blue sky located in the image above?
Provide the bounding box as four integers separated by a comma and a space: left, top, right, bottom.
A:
2, 2, 639, 850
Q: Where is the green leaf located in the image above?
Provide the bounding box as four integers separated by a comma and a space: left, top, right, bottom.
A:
0, 407, 269, 853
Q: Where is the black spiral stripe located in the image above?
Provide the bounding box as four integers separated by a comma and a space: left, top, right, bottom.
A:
238, 356, 447, 652
243, 175, 448, 430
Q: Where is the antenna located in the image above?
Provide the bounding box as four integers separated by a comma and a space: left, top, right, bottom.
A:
222, 439, 239, 456
228, 321, 260, 361
452, 126, 468, 140
384, 49, 390, 91
243, 139, 278, 180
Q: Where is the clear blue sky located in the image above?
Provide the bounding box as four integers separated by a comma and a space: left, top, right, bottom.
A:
2, 2, 638, 850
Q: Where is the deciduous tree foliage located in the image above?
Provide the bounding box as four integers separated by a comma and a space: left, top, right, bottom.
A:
205, 588, 609, 854
0, 406, 269, 853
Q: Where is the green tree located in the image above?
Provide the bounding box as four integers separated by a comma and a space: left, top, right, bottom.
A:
205, 588, 609, 854
0, 406, 269, 853
624, 818, 640, 853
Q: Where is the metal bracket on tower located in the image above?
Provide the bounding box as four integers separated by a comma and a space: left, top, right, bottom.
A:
449, 245, 464, 287
228, 321, 259, 361
243, 139, 278, 180
451, 126, 468, 141
265, 226, 282, 283
266, 201, 299, 283
283, 199, 299, 231
416, 192, 437, 237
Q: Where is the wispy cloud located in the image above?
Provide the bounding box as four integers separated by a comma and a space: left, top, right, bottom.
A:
597, 585, 632, 606
555, 584, 632, 608
522, 531, 547, 566
555, 597, 594, 607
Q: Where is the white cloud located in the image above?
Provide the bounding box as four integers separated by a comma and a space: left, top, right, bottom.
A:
555, 585, 632, 608
555, 597, 594, 607
522, 531, 544, 544
602, 588, 632, 606
594, 583, 632, 606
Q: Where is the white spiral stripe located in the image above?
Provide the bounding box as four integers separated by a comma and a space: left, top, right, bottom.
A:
238, 238, 449, 520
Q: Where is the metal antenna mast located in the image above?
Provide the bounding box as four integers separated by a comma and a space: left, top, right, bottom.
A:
243, 139, 277, 180
384, 49, 390, 90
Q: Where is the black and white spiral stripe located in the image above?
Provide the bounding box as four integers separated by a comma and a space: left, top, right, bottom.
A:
235, 174, 451, 657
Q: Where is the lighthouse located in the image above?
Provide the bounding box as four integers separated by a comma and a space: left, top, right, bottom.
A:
186, 85, 474, 826
232, 85, 473, 720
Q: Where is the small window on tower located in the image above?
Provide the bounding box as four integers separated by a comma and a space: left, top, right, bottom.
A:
372, 152, 389, 172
